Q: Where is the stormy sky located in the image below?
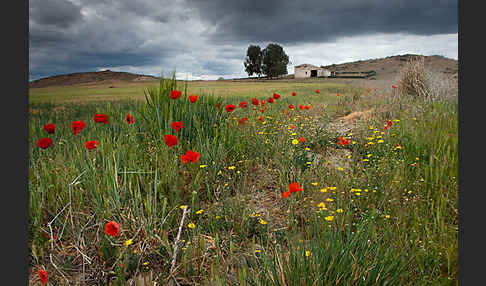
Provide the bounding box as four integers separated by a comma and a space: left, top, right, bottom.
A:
29, 0, 458, 81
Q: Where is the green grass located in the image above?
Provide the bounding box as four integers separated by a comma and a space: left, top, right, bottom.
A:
28, 73, 457, 285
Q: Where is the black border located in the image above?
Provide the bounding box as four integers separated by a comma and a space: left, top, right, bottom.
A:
4, 0, 29, 284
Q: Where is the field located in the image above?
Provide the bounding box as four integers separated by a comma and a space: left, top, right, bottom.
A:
29, 65, 458, 285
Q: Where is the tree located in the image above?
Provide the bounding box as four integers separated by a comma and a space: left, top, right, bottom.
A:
261, 43, 289, 79
244, 45, 263, 78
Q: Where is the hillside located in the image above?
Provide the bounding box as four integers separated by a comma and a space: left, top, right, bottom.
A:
29, 70, 159, 88
321, 54, 458, 80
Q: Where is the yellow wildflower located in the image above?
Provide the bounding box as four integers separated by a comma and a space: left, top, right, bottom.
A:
324, 216, 334, 221
195, 209, 204, 214
311, 182, 318, 186
336, 208, 344, 213
258, 218, 267, 225
187, 223, 196, 229
228, 166, 236, 170
291, 139, 299, 145
124, 239, 133, 246
305, 250, 312, 257
199, 164, 208, 168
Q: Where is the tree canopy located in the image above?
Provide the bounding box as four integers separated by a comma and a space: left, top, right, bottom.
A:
244, 45, 263, 77
244, 43, 289, 78
261, 43, 289, 79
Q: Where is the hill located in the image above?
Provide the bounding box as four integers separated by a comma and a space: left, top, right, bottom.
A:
321, 54, 457, 80
29, 70, 159, 88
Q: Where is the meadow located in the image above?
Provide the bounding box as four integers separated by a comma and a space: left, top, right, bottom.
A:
29, 66, 458, 285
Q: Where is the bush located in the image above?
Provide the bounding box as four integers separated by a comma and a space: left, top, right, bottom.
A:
396, 56, 457, 101
397, 56, 431, 98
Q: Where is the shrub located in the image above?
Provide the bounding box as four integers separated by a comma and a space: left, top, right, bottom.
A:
397, 56, 431, 98
396, 56, 457, 101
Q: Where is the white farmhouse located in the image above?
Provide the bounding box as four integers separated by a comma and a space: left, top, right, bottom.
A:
294, 64, 331, 78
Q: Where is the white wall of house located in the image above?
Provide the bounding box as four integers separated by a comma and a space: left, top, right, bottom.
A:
295, 67, 331, 78
295, 67, 311, 78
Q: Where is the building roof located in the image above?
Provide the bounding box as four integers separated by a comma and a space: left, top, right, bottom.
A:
295, 64, 318, 69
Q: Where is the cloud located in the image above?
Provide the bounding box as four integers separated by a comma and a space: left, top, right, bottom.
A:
29, 0, 84, 28
188, 0, 457, 45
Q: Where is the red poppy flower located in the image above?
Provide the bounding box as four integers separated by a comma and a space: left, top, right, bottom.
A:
105, 221, 120, 237
292, 92, 296, 96
38, 269, 48, 285
181, 150, 200, 164
315, 89, 320, 94
72, 120, 87, 135
94, 113, 108, 124
298, 104, 305, 110
288, 182, 304, 193
225, 104, 236, 112
337, 137, 350, 146
299, 136, 306, 143
273, 93, 281, 100
412, 163, 418, 167
261, 99, 266, 105
304, 105, 310, 110
170, 90, 182, 99
189, 95, 198, 103
252, 107, 257, 111
171, 121, 184, 132
43, 123, 56, 134
85, 140, 99, 150
289, 125, 296, 129
239, 101, 248, 108
282, 190, 291, 198
283, 182, 303, 198
392, 85, 397, 89
164, 134, 178, 147
125, 113, 134, 124
288, 104, 295, 110
268, 97, 274, 104
238, 118, 248, 125
257, 116, 263, 121
336, 93, 340, 96
36, 138, 52, 149
251, 98, 259, 106
386, 120, 393, 127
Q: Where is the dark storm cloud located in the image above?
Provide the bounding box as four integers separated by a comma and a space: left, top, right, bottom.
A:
188, 0, 457, 44
29, 0, 84, 28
